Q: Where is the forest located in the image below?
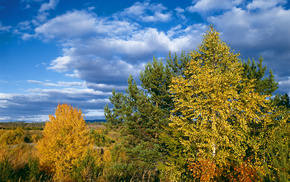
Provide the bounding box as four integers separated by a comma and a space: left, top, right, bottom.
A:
0, 27, 289, 182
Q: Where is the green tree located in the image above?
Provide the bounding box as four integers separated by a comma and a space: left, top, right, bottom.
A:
104, 53, 191, 180
272, 93, 290, 109
242, 56, 278, 95
261, 122, 289, 182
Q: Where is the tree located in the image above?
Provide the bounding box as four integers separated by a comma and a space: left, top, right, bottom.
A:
104, 26, 286, 181
164, 26, 282, 181
272, 93, 290, 109
37, 104, 93, 181
242, 56, 278, 95
104, 53, 191, 180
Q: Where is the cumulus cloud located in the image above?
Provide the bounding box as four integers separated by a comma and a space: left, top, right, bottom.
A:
30, 9, 205, 85
43, 25, 204, 84
116, 1, 172, 22
34, 10, 137, 40
188, 0, 243, 13
247, 0, 287, 10
175, 7, 185, 13
39, 0, 59, 12
208, 4, 290, 78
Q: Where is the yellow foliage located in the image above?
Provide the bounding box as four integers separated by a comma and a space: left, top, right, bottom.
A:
31, 134, 41, 143
37, 104, 93, 181
0, 127, 25, 146
0, 143, 37, 170
167, 26, 280, 179
188, 156, 217, 182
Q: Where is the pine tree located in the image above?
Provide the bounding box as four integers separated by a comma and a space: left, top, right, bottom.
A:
242, 56, 278, 95
272, 93, 290, 109
104, 53, 191, 180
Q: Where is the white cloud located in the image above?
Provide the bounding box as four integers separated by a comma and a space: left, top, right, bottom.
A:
247, 0, 287, 10
142, 12, 171, 22
27, 80, 86, 87
116, 2, 172, 22
35, 11, 97, 39
0, 93, 13, 100
278, 77, 290, 91
34, 10, 137, 40
21, 33, 35, 40
24, 2, 206, 87
175, 7, 185, 13
17, 21, 31, 30
0, 85, 112, 121
207, 2, 290, 92
24, 0, 59, 26
27, 87, 111, 96
48, 56, 73, 72
42, 23, 204, 85
0, 22, 11, 32
39, 0, 59, 12
188, 0, 243, 12
84, 109, 106, 117
208, 5, 290, 53
86, 82, 127, 92
29, 7, 205, 85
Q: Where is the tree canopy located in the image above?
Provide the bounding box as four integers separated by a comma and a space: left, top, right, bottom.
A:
37, 104, 93, 181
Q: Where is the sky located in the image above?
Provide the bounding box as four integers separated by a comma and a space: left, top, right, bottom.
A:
0, 0, 289, 122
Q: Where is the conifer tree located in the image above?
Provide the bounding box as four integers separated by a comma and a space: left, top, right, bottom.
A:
242, 56, 278, 95
104, 53, 191, 180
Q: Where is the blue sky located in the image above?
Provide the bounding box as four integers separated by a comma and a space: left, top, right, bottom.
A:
0, 0, 289, 122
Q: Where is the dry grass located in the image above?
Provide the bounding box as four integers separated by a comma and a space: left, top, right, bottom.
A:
28, 130, 43, 136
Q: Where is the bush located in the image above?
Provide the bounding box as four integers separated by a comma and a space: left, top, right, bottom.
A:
0, 127, 25, 146
0, 157, 14, 182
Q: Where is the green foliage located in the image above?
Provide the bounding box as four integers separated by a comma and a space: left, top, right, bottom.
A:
0, 157, 14, 182
0, 143, 50, 182
272, 93, 290, 109
161, 26, 287, 181
242, 56, 278, 95
104, 50, 192, 181
261, 123, 290, 182
71, 150, 103, 182
90, 128, 113, 147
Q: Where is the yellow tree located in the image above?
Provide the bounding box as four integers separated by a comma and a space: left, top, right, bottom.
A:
37, 104, 93, 181
167, 26, 276, 180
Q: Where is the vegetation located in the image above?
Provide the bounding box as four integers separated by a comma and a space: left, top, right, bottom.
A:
0, 26, 289, 181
